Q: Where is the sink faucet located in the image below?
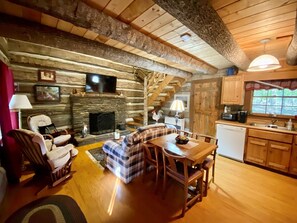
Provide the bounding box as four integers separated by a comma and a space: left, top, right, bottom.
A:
271, 119, 278, 125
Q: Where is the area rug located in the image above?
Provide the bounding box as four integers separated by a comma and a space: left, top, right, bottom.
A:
86, 147, 106, 169
5, 195, 87, 223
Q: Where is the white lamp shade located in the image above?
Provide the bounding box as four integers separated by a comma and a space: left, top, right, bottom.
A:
9, 94, 32, 111
247, 54, 281, 72
170, 99, 185, 112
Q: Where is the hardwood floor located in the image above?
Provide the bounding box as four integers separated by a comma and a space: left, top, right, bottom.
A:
1, 142, 297, 223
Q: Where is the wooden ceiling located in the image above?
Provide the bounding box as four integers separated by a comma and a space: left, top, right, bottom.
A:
0, 0, 296, 76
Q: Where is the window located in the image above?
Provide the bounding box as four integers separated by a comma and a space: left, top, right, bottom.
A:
252, 88, 297, 116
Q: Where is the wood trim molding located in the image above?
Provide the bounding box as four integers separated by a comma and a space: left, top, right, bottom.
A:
154, 0, 251, 71
242, 71, 297, 82
9, 0, 217, 75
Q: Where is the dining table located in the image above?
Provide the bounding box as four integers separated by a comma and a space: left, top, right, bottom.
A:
148, 133, 218, 167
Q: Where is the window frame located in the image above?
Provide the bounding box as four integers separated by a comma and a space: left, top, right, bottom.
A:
250, 88, 297, 118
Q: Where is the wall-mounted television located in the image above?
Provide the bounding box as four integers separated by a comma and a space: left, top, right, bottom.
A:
85, 73, 117, 93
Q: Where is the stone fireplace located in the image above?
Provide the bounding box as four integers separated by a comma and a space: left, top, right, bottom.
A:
71, 94, 126, 134
89, 112, 115, 135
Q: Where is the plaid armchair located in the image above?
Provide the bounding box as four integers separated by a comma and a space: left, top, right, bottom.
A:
102, 123, 177, 183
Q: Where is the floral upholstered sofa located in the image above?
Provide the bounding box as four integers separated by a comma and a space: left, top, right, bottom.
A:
102, 123, 176, 183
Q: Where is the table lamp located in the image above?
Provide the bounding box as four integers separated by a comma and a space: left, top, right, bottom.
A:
170, 99, 185, 127
9, 94, 32, 129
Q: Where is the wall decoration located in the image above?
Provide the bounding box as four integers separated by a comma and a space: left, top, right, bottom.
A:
34, 85, 60, 102
174, 94, 190, 110
38, 70, 56, 82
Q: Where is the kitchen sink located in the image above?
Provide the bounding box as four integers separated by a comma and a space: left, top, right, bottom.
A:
249, 123, 289, 130
249, 123, 266, 127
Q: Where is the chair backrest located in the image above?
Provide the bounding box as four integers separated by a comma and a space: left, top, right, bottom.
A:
27, 114, 52, 133
193, 133, 218, 145
194, 133, 218, 159
143, 143, 159, 166
162, 148, 188, 182
8, 129, 50, 170
177, 130, 193, 138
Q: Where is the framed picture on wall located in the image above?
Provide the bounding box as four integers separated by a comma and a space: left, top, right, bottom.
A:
174, 94, 190, 110
34, 85, 60, 102
38, 70, 56, 82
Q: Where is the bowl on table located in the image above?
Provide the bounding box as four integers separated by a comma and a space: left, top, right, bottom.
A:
175, 135, 189, 144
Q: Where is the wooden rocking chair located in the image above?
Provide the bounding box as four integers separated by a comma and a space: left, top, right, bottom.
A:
8, 129, 73, 193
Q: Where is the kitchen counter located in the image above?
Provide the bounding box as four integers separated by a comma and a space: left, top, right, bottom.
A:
215, 120, 297, 135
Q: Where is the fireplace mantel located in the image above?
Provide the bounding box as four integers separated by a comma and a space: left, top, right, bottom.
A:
71, 93, 125, 99
71, 94, 126, 134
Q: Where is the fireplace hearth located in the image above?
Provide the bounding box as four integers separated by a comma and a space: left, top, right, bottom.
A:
89, 112, 115, 135
71, 94, 126, 134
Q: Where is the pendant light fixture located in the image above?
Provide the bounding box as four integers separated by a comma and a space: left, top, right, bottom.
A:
247, 38, 281, 72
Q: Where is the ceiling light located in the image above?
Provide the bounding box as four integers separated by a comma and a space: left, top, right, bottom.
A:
247, 39, 281, 72
180, 33, 191, 42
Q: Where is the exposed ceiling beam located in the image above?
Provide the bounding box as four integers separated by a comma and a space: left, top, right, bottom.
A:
0, 37, 10, 65
0, 13, 191, 78
8, 39, 135, 73
154, 0, 251, 71
9, 0, 217, 74
286, 9, 297, 65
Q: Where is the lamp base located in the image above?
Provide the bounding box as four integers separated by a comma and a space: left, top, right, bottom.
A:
175, 111, 179, 126
18, 110, 22, 129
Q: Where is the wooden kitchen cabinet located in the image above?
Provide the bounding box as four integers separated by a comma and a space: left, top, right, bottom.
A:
289, 136, 297, 175
267, 141, 291, 172
221, 75, 244, 105
245, 137, 268, 166
245, 129, 294, 173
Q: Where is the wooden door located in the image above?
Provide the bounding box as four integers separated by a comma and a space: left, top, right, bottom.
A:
245, 137, 268, 166
190, 78, 221, 136
267, 141, 291, 172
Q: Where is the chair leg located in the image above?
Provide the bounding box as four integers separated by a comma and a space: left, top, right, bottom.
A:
162, 170, 167, 199
154, 166, 159, 193
181, 184, 188, 217
199, 175, 203, 202
142, 160, 147, 182
212, 164, 215, 183
204, 169, 209, 197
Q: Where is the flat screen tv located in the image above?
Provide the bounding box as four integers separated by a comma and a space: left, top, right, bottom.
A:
85, 73, 117, 93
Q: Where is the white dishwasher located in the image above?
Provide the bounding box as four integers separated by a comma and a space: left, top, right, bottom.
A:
216, 124, 246, 162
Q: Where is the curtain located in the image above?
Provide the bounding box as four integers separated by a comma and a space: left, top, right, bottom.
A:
0, 61, 21, 183
245, 79, 297, 91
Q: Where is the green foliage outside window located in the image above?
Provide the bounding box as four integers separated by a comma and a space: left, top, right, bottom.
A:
252, 89, 297, 116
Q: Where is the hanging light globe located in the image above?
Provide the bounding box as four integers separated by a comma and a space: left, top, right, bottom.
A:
247, 54, 281, 72
247, 38, 281, 72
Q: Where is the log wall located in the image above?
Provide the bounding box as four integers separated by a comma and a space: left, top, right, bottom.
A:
11, 56, 144, 130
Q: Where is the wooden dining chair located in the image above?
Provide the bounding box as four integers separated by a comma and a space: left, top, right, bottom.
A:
177, 130, 193, 138
142, 143, 163, 192
162, 148, 203, 217
193, 133, 218, 196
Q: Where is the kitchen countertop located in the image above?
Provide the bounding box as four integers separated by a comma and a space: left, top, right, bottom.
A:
215, 120, 297, 135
